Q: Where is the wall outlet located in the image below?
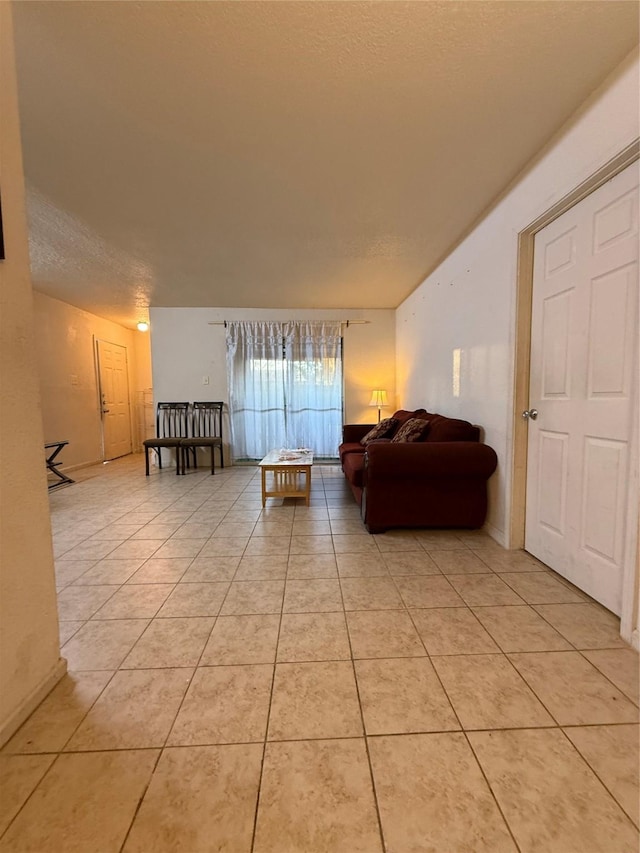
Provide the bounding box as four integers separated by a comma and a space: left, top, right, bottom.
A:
70, 374, 79, 386
202, 375, 209, 385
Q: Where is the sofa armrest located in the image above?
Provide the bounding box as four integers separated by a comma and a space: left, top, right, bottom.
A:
365, 441, 497, 480
342, 423, 375, 444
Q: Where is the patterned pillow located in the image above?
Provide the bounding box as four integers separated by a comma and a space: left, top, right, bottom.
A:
360, 417, 399, 446
391, 417, 430, 443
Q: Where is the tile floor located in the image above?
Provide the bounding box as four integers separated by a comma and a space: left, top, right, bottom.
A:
1, 454, 638, 852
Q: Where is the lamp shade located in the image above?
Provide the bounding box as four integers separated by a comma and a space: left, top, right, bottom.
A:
369, 389, 388, 408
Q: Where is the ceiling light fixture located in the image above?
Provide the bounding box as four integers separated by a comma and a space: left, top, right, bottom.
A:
136, 321, 149, 332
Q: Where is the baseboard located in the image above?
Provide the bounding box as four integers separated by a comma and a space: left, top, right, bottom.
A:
483, 522, 507, 548
0, 657, 67, 748
631, 628, 639, 652
62, 458, 103, 473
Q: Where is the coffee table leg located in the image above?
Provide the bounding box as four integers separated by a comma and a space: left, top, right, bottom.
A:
305, 465, 311, 505
261, 467, 267, 507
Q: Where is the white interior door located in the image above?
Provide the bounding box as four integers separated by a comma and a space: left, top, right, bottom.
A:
97, 339, 132, 460
525, 162, 639, 615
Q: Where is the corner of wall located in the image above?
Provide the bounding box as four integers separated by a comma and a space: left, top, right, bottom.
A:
0, 3, 64, 744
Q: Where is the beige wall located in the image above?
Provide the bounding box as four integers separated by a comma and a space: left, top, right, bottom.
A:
33, 292, 152, 466
0, 5, 65, 745
133, 324, 153, 398
149, 307, 396, 460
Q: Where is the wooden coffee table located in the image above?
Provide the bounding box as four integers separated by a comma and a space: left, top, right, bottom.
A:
259, 450, 314, 506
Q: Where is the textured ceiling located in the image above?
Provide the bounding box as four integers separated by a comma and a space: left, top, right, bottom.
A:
11, 1, 639, 328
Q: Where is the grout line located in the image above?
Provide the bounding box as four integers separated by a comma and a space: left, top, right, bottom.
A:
118, 747, 165, 853
464, 732, 523, 853
555, 725, 640, 831
498, 652, 562, 724
337, 568, 388, 853
0, 753, 64, 843
248, 515, 289, 853
113, 475, 259, 848
573, 649, 640, 709
43, 456, 640, 851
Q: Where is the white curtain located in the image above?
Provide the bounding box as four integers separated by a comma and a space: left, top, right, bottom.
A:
284, 321, 342, 456
226, 321, 286, 460
226, 320, 342, 460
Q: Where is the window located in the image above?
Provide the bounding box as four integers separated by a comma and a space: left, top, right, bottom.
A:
226, 321, 343, 460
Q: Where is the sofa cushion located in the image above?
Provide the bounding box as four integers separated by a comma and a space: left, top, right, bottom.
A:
339, 442, 365, 465
392, 409, 429, 427
342, 451, 366, 488
360, 417, 398, 445
391, 417, 431, 443
425, 414, 479, 442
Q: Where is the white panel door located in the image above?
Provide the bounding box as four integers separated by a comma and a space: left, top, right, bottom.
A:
525, 162, 639, 615
97, 340, 132, 460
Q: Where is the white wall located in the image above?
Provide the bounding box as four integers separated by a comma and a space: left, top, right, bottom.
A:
33, 292, 152, 468
150, 307, 396, 460
0, 4, 65, 745
396, 50, 639, 545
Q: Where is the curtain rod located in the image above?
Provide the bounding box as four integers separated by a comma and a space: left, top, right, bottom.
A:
207, 320, 370, 327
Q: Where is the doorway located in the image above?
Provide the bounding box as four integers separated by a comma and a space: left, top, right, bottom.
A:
96, 339, 133, 460
512, 146, 639, 636
525, 162, 638, 616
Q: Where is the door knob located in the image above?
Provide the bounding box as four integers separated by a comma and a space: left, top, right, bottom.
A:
522, 409, 538, 420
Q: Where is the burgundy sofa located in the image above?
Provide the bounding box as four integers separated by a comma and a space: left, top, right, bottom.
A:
339, 409, 498, 533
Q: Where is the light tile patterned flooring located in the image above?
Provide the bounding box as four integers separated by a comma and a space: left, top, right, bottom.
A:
1, 455, 638, 852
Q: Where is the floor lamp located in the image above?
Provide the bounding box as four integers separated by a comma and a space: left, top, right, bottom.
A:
369, 389, 388, 423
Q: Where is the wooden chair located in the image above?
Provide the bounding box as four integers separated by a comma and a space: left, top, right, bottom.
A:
180, 402, 224, 475
143, 402, 189, 475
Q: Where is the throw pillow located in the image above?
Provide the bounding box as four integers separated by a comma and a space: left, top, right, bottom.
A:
360, 417, 399, 446
391, 417, 431, 443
